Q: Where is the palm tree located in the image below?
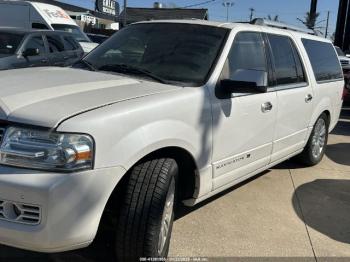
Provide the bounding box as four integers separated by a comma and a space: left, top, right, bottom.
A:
266, 15, 279, 22
297, 12, 320, 29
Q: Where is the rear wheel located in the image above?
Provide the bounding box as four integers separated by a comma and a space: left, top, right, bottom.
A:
297, 113, 329, 166
115, 158, 178, 261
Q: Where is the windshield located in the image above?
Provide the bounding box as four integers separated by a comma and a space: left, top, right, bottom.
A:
52, 24, 91, 43
335, 46, 345, 57
84, 23, 228, 86
0, 32, 24, 56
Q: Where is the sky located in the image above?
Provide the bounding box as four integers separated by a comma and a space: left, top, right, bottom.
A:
57, 0, 340, 36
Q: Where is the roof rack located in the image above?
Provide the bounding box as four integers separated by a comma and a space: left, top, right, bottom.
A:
251, 18, 316, 35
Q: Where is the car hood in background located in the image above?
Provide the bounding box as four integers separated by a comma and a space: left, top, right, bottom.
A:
79, 42, 99, 53
0, 67, 180, 127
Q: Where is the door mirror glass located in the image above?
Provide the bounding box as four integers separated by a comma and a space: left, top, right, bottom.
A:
221, 69, 268, 94
22, 48, 40, 57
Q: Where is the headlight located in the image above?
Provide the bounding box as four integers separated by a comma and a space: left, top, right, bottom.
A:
0, 127, 94, 172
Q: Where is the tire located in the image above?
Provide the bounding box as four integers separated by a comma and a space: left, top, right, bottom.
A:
297, 113, 329, 166
115, 158, 178, 261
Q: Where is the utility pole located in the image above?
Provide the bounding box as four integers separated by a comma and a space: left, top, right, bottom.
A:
325, 10, 330, 38
309, 0, 318, 29
249, 7, 255, 22
123, 0, 127, 27
222, 1, 234, 22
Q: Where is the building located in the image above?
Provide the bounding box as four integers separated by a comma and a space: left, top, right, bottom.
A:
119, 5, 209, 26
28, 0, 119, 33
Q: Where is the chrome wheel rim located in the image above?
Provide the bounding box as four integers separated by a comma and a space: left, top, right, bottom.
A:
157, 177, 175, 255
311, 118, 326, 159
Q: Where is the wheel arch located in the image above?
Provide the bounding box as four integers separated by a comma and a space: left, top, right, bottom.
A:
98, 146, 199, 235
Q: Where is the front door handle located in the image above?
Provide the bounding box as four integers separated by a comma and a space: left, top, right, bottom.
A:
305, 94, 313, 103
261, 102, 273, 113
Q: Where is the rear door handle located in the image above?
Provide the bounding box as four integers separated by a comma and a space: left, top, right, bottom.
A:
305, 94, 313, 103
41, 59, 48, 63
261, 102, 273, 113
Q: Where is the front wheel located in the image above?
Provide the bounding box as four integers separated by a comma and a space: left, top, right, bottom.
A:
297, 113, 329, 166
115, 158, 178, 261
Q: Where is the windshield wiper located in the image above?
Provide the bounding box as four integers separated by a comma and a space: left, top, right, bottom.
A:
73, 60, 97, 71
98, 64, 168, 84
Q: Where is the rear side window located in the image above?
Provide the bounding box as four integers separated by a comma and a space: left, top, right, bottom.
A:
46, 35, 65, 53
268, 34, 305, 85
302, 39, 343, 82
62, 36, 79, 50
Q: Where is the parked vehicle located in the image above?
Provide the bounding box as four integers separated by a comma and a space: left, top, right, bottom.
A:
335, 46, 350, 70
87, 33, 109, 44
0, 0, 98, 52
0, 19, 344, 259
0, 29, 84, 70
335, 46, 350, 101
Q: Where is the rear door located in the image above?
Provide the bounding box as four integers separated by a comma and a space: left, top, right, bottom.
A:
15, 33, 49, 68
45, 33, 65, 66
264, 33, 313, 162
61, 34, 84, 66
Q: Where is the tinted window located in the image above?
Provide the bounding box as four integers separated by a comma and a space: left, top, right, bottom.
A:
227, 31, 267, 79
24, 36, 46, 54
268, 34, 301, 85
0, 32, 24, 56
63, 36, 79, 50
84, 23, 228, 86
302, 39, 343, 82
47, 35, 65, 53
52, 24, 90, 42
32, 23, 48, 29
88, 34, 108, 44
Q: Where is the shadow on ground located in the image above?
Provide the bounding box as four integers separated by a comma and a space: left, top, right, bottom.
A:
326, 143, 350, 166
293, 179, 350, 244
0, 227, 115, 262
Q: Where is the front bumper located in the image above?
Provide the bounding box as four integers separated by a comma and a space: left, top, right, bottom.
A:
0, 165, 126, 252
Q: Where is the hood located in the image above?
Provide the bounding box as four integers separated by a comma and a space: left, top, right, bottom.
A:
0, 67, 180, 127
0, 54, 12, 59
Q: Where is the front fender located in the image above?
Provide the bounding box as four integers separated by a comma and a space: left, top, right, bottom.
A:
57, 88, 212, 171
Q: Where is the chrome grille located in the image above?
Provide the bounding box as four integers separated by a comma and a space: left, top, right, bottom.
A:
0, 127, 5, 144
0, 200, 41, 225
341, 60, 349, 66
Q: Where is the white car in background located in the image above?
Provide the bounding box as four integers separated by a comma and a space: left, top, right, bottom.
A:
335, 46, 350, 70
0, 0, 98, 53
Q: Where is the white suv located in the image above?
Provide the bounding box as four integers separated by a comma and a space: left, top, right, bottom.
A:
0, 19, 343, 259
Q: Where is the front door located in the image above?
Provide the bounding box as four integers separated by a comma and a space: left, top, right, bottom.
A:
45, 34, 65, 67
15, 34, 48, 68
211, 31, 277, 190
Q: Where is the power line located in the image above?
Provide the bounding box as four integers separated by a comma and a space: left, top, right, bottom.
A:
183, 0, 218, 8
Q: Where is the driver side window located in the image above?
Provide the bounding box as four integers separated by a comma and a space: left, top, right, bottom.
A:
24, 35, 46, 55
217, 31, 269, 98
224, 31, 267, 80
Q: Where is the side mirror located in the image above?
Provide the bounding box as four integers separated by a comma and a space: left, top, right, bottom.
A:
220, 69, 268, 95
22, 48, 40, 57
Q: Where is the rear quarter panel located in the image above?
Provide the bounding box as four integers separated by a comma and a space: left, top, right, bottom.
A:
291, 33, 344, 132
